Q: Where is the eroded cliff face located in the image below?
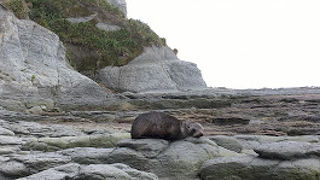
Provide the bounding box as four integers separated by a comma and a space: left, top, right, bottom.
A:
0, 0, 209, 112
99, 46, 207, 93
2, 0, 208, 94
0, 8, 109, 112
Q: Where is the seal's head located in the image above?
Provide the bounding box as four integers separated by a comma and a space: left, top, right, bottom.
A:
183, 121, 204, 138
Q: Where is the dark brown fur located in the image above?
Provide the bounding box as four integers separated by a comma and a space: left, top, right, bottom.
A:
131, 112, 204, 140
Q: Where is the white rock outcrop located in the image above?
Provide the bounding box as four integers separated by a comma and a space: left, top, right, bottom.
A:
0, 8, 108, 111
106, 0, 127, 16
99, 46, 207, 93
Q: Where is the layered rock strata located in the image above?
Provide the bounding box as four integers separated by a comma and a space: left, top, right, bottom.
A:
0, 8, 109, 112
99, 46, 207, 93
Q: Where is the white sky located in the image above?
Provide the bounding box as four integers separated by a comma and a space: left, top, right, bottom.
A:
126, 0, 320, 89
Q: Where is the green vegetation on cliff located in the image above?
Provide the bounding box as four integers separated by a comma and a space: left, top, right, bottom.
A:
4, 0, 165, 71
4, 0, 29, 18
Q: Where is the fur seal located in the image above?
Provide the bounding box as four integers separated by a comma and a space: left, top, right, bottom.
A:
131, 111, 204, 140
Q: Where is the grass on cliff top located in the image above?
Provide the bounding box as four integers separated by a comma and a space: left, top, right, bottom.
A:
5, 0, 165, 71
4, 0, 29, 19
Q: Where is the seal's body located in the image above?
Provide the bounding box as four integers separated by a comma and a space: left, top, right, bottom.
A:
131, 112, 204, 140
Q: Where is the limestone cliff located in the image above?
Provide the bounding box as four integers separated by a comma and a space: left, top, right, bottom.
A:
0, 0, 208, 110
99, 46, 207, 93
0, 7, 109, 112
3, 0, 165, 72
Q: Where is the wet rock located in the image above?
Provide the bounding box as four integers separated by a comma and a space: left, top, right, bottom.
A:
279, 98, 299, 103
128, 98, 231, 110
279, 115, 320, 123
286, 127, 320, 136
212, 117, 250, 125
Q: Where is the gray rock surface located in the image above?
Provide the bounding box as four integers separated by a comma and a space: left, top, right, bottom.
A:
106, 0, 127, 16
106, 138, 238, 179
95, 22, 121, 31
0, 113, 320, 179
17, 163, 158, 180
99, 46, 207, 93
58, 147, 113, 164
66, 13, 97, 23
0, 118, 84, 137
209, 135, 243, 153
0, 152, 71, 178
0, 9, 109, 112
0, 127, 14, 136
200, 156, 320, 180
254, 141, 320, 160
234, 135, 320, 150
0, 146, 20, 155
23, 133, 130, 151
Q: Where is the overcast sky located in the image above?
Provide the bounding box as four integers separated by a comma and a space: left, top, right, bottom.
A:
126, 0, 320, 89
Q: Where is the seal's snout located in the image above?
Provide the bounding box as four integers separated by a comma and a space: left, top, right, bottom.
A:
194, 131, 204, 138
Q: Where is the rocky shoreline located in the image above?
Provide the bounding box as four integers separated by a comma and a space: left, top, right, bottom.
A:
1, 1, 319, 179
0, 90, 320, 179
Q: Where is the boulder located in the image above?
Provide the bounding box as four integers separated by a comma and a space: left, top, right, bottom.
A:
17, 163, 158, 180
106, 138, 239, 179
0, 9, 109, 112
209, 135, 243, 153
0, 152, 71, 178
200, 156, 320, 180
99, 46, 207, 93
234, 135, 320, 150
254, 141, 320, 160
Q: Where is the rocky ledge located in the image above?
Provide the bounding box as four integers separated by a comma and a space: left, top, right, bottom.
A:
0, 115, 319, 179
